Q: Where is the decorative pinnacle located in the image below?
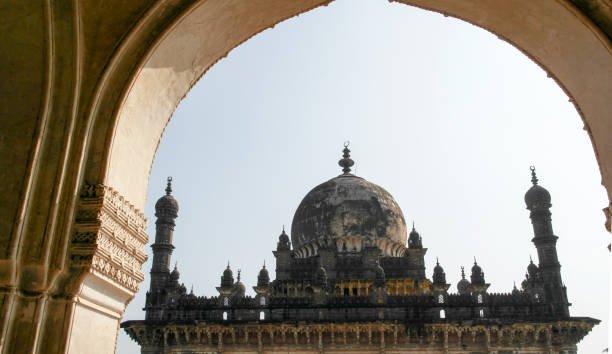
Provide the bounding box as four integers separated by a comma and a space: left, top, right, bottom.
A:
473, 257, 478, 265
227, 261, 230, 269
460, 266, 466, 279
166, 176, 173, 195
338, 141, 354, 174
412, 221, 415, 231
530, 166, 538, 186
263, 260, 266, 269
237, 269, 241, 281
436, 257, 439, 266
529, 255, 534, 264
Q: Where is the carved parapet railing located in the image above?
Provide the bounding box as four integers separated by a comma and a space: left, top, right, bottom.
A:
122, 318, 598, 352
70, 183, 148, 295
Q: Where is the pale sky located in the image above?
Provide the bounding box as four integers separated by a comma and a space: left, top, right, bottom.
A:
117, 0, 610, 352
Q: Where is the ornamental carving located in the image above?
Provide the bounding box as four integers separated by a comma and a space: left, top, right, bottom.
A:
71, 182, 149, 293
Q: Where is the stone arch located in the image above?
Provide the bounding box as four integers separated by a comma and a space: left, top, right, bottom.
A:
1, 1, 611, 353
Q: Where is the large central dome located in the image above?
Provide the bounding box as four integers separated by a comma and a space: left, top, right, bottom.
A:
290, 146, 407, 256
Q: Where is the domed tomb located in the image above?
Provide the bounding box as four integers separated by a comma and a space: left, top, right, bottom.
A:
291, 145, 407, 257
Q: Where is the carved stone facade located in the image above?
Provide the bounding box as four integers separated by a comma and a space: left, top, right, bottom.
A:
124, 320, 596, 353
72, 183, 148, 294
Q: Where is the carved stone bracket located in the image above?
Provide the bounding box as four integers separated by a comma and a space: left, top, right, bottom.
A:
71, 183, 148, 293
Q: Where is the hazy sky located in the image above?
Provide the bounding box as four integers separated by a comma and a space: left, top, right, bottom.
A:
117, 0, 609, 352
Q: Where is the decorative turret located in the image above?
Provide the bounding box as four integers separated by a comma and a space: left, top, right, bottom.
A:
277, 226, 291, 251
221, 262, 234, 288
524, 167, 569, 317
468, 259, 490, 295
170, 263, 180, 284
408, 223, 423, 249
257, 262, 270, 288
512, 282, 521, 296
470, 259, 485, 285
432, 258, 450, 300
150, 178, 179, 290
432, 259, 446, 285
273, 227, 292, 281
457, 267, 470, 295
253, 262, 271, 306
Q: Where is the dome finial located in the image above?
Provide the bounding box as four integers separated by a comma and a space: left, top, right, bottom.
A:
263, 260, 266, 269
460, 266, 466, 279
237, 269, 241, 282
473, 256, 477, 265
530, 166, 538, 186
436, 257, 439, 266
338, 141, 354, 174
166, 176, 173, 195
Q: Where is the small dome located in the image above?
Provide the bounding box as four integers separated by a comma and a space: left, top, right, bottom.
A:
277, 228, 291, 251
433, 259, 446, 285
291, 145, 407, 257
257, 264, 270, 287
408, 225, 423, 249
470, 260, 485, 286
221, 263, 234, 287
457, 267, 470, 295
524, 167, 551, 209
233, 270, 246, 297
527, 258, 538, 278
512, 283, 520, 295
170, 264, 180, 281
155, 177, 179, 217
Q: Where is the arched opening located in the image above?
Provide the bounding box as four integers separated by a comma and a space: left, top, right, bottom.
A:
115, 1, 608, 352
1, 1, 610, 353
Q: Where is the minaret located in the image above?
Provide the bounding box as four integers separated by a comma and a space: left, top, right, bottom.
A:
524, 166, 569, 317
149, 177, 179, 292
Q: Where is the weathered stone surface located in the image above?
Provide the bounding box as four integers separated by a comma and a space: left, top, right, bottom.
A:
292, 174, 407, 254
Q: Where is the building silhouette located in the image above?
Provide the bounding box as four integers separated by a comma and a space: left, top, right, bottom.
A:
122, 145, 597, 353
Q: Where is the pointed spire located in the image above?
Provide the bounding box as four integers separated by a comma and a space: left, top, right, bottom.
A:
436, 257, 439, 265
412, 221, 415, 231
282, 224, 285, 232
165, 176, 173, 195
338, 141, 354, 174
263, 260, 266, 269
530, 166, 538, 185
227, 261, 230, 269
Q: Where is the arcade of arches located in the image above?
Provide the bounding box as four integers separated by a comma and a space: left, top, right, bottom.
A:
1, 0, 611, 353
